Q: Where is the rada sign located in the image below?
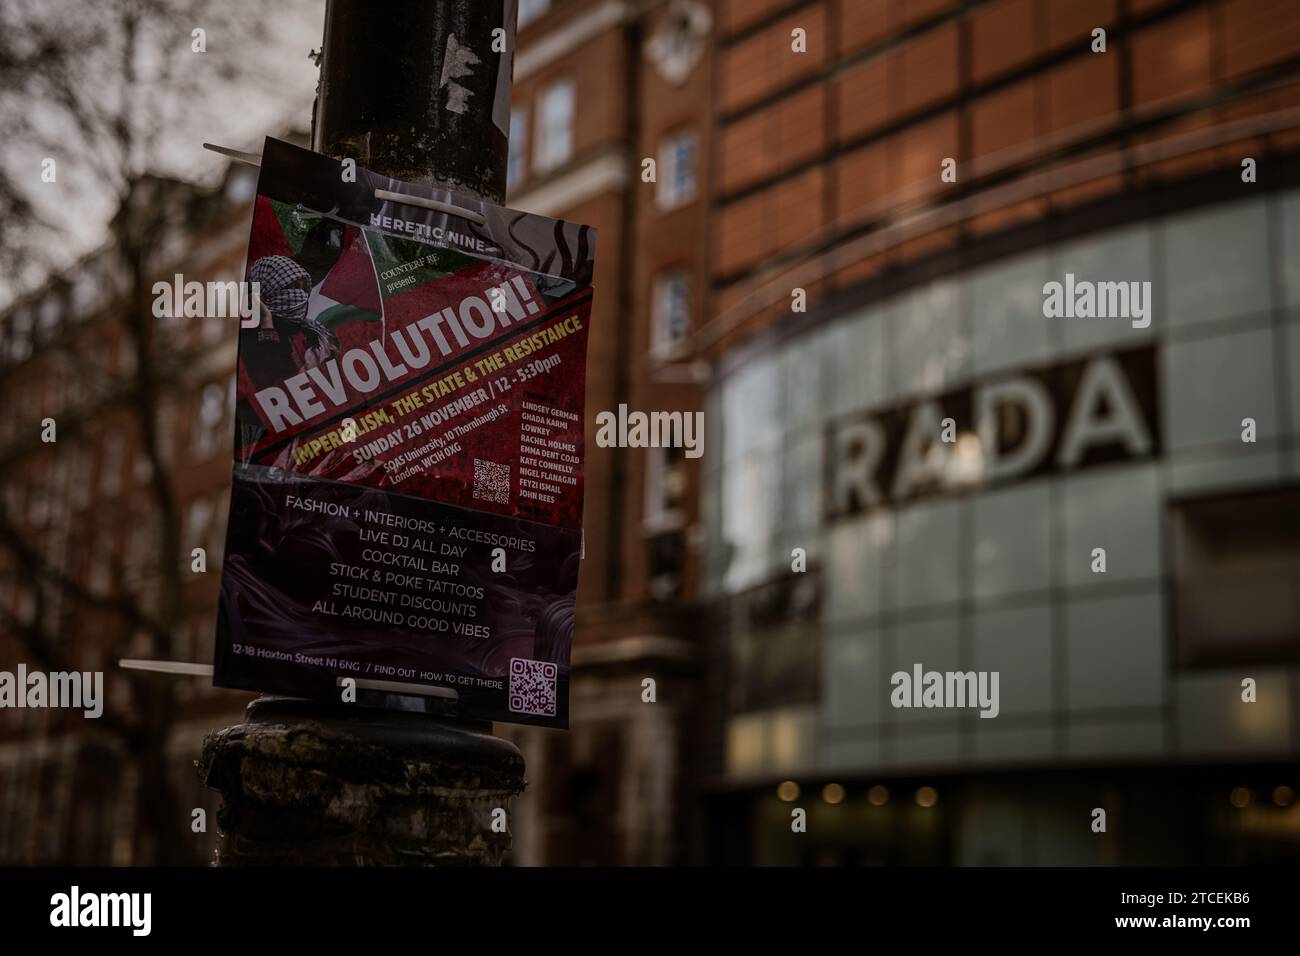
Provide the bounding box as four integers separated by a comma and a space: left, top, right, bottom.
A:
827, 346, 1158, 518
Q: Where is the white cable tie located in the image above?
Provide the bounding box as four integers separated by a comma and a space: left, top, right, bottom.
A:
374, 187, 487, 225
340, 675, 459, 700
200, 146, 487, 229
202, 142, 262, 167
118, 659, 214, 677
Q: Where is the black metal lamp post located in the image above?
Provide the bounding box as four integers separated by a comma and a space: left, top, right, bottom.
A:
199, 0, 526, 867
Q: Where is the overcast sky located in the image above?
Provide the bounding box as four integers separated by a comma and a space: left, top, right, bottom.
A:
1, 0, 325, 308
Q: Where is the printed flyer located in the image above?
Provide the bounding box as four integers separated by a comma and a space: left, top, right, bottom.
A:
213, 137, 596, 727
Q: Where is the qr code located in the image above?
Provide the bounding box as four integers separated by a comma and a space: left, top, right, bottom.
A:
509, 658, 557, 717
473, 458, 511, 504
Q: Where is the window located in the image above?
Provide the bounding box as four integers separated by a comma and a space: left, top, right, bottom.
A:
10, 310, 33, 362
645, 445, 688, 531
657, 129, 698, 210
191, 381, 227, 458
645, 444, 688, 600
508, 107, 529, 191
1170, 488, 1300, 667
186, 498, 216, 559
37, 298, 61, 342
518, 0, 550, 29
534, 80, 575, 173
202, 273, 236, 344
651, 271, 691, 356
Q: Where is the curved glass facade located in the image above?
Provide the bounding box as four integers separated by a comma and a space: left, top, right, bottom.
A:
705, 187, 1300, 795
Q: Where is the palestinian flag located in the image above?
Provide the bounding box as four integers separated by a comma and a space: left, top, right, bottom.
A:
258, 198, 385, 333
309, 225, 385, 332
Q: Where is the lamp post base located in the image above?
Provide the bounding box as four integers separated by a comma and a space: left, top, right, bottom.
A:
199, 696, 525, 866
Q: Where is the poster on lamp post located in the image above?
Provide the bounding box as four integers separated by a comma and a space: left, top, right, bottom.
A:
212, 138, 595, 728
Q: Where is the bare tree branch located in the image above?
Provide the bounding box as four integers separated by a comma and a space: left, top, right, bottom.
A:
0, 0, 317, 864
0, 503, 172, 647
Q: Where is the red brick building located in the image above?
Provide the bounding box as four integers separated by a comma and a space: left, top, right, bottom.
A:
499, 0, 713, 866
706, 0, 1300, 355
0, 168, 262, 864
